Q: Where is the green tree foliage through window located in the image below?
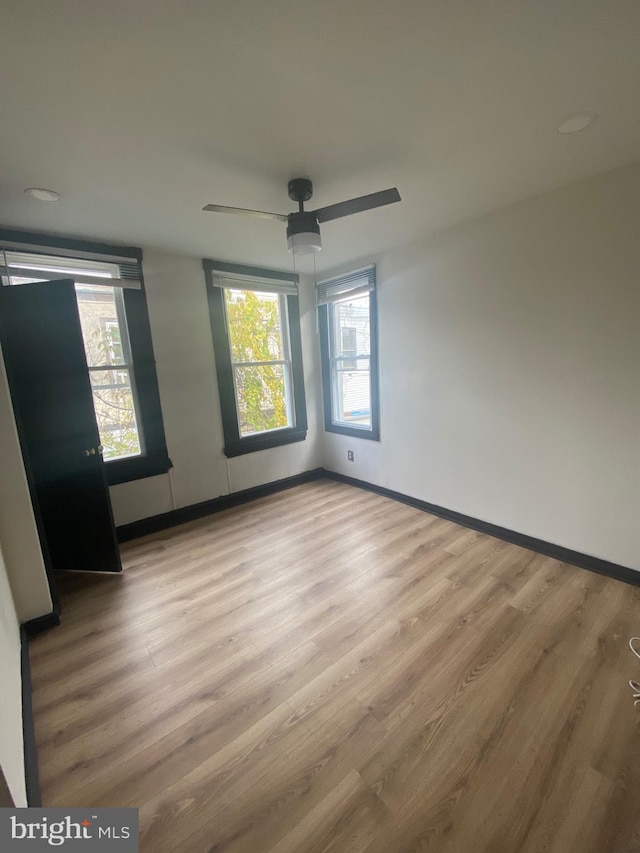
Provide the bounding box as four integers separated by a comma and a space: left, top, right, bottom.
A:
225, 289, 290, 435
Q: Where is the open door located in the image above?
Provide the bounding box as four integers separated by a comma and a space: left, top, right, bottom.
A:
0, 279, 122, 573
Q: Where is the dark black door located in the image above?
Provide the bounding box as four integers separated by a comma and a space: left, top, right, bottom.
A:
0, 279, 122, 573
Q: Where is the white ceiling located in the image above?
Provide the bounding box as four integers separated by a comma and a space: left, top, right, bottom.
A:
1, 0, 639, 272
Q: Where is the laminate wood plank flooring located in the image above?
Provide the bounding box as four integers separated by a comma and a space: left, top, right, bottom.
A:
29, 479, 640, 852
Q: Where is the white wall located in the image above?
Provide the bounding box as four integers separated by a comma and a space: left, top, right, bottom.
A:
323, 162, 640, 571
0, 543, 27, 806
0, 346, 52, 622
110, 254, 322, 526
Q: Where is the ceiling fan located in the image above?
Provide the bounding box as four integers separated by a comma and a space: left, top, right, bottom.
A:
203, 178, 401, 255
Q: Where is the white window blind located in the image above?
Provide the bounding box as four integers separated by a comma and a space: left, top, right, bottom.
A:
315, 265, 376, 305
210, 270, 298, 296
0, 247, 142, 289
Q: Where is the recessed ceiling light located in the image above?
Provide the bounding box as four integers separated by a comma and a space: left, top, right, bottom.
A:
24, 187, 62, 202
557, 112, 598, 134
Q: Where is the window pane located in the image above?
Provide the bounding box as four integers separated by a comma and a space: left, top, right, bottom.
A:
90, 369, 141, 460
331, 357, 371, 427
225, 289, 284, 363
233, 364, 291, 436
76, 284, 126, 367
332, 294, 370, 359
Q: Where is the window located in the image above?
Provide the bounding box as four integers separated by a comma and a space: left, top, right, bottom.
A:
0, 229, 170, 484
204, 259, 307, 457
76, 284, 141, 461
317, 265, 379, 440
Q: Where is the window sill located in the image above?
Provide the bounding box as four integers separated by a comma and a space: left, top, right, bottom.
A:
224, 427, 307, 458
105, 451, 172, 485
324, 422, 379, 441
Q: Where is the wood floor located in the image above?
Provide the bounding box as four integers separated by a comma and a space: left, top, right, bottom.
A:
29, 479, 640, 852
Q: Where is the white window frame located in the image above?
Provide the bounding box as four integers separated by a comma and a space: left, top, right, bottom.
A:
225, 289, 294, 437
81, 285, 143, 461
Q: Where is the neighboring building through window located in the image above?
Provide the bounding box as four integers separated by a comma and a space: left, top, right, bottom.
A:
317, 265, 379, 440
204, 260, 307, 457
0, 231, 169, 484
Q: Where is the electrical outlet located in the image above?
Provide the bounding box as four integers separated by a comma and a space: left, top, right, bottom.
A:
347, 450, 354, 462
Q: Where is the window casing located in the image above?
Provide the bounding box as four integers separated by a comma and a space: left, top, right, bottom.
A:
317, 265, 379, 440
0, 229, 170, 484
204, 260, 308, 457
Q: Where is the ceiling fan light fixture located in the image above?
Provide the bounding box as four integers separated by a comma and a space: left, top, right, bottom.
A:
287, 231, 322, 255
286, 212, 322, 255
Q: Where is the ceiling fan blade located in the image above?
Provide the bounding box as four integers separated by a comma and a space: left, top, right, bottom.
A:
312, 188, 401, 224
203, 204, 288, 222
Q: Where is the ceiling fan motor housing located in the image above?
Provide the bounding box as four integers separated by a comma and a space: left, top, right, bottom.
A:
288, 178, 313, 203
287, 211, 321, 254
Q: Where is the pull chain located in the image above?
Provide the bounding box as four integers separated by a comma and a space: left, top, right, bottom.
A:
313, 250, 319, 334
